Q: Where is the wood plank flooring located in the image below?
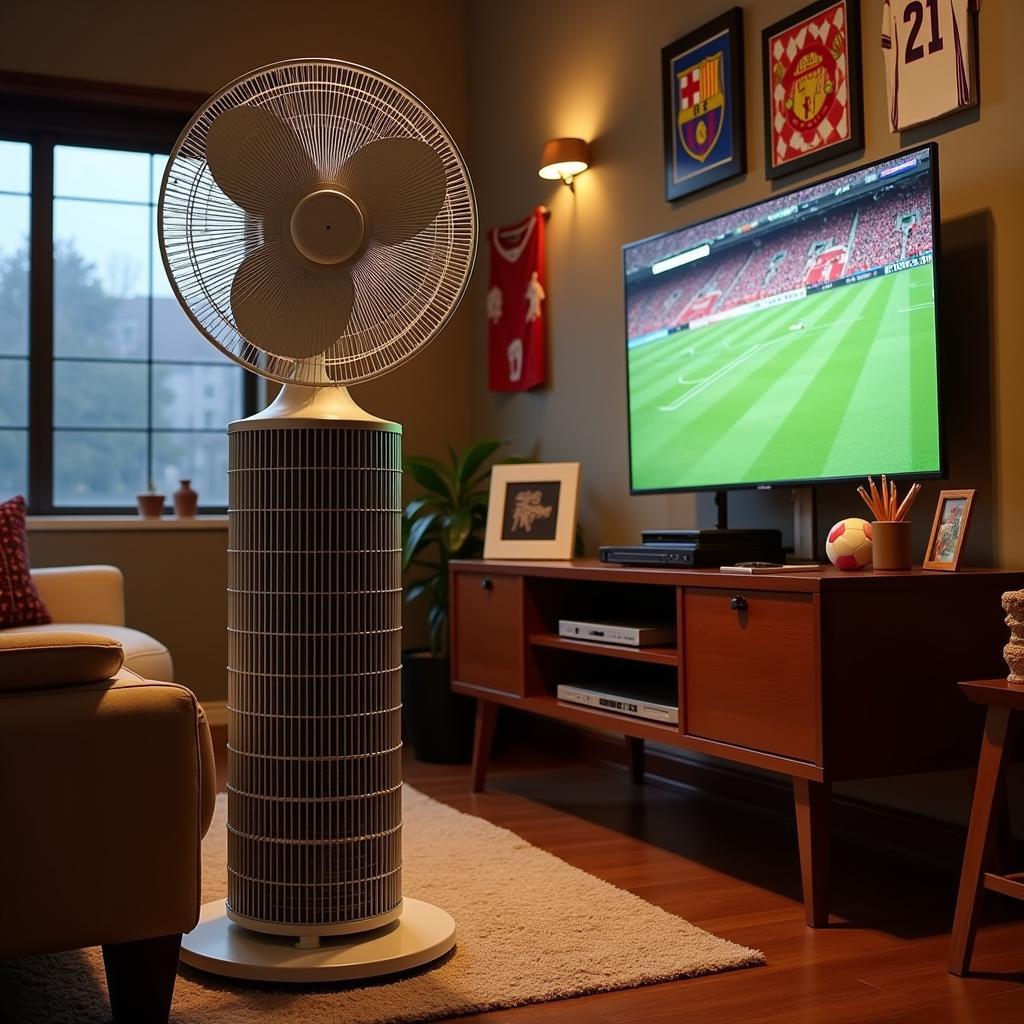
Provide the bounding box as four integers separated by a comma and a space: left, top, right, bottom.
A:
211, 730, 1024, 1022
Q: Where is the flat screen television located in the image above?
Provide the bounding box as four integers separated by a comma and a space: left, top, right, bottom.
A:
623, 144, 943, 494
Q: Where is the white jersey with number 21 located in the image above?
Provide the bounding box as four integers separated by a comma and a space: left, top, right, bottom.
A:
882, 0, 979, 131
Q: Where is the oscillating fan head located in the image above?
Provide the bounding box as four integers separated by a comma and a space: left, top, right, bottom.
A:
158, 59, 476, 386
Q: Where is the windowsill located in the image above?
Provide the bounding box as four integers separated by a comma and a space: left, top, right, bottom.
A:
27, 515, 229, 531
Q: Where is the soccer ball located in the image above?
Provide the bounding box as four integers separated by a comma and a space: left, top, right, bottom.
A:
825, 518, 873, 571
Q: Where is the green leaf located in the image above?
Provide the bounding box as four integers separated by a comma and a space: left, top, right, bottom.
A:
404, 456, 454, 501
402, 512, 439, 570
457, 439, 503, 489
405, 578, 435, 604
427, 602, 448, 657
445, 507, 473, 555
403, 496, 436, 521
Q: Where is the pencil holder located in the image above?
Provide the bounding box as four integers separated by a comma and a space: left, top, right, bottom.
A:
871, 521, 912, 570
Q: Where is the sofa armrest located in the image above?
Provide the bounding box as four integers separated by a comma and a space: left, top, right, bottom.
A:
0, 673, 207, 961
31, 565, 126, 626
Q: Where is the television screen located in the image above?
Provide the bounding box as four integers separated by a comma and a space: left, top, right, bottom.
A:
624, 145, 942, 494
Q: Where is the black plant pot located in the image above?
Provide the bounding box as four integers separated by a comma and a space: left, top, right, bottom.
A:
401, 649, 476, 764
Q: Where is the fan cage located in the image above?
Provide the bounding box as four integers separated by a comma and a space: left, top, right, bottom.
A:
158, 59, 476, 387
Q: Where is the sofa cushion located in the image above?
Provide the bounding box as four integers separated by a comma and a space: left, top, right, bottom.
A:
9, 623, 173, 682
0, 495, 51, 628
0, 631, 124, 692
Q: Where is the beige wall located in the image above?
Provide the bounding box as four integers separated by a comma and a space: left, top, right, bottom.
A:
466, 0, 1020, 564
5, 0, 474, 700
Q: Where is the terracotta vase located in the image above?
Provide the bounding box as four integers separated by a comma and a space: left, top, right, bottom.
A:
1002, 590, 1024, 683
136, 493, 165, 519
173, 479, 199, 519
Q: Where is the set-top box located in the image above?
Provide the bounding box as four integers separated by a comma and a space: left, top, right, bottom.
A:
557, 619, 676, 647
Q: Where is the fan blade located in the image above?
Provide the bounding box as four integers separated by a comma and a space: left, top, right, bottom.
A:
340, 137, 446, 245
230, 241, 355, 359
205, 106, 317, 216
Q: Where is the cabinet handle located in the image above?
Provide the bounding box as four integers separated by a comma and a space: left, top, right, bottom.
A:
480, 577, 494, 591
729, 595, 748, 612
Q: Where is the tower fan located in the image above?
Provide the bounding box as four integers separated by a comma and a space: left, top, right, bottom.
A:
158, 59, 475, 981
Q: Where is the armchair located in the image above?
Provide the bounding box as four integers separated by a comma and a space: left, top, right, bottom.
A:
0, 633, 215, 1023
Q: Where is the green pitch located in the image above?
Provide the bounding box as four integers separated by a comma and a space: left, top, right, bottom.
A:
627, 265, 940, 491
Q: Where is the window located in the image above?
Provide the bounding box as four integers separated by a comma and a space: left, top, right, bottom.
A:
0, 107, 258, 513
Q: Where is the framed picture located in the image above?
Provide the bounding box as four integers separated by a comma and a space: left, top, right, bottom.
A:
923, 489, 975, 572
484, 463, 580, 560
661, 7, 746, 202
762, 0, 863, 179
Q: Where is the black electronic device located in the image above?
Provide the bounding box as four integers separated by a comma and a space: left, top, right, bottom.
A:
599, 538, 786, 568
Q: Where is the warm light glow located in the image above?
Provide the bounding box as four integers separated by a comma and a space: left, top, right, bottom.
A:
538, 138, 591, 189
538, 159, 589, 181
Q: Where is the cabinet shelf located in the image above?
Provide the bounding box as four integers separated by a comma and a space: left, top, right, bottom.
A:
528, 632, 679, 666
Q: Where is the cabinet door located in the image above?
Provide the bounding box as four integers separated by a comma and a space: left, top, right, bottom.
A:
452, 572, 524, 695
683, 588, 819, 763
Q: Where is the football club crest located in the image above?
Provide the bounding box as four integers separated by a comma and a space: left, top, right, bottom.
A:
677, 53, 725, 162
661, 8, 746, 202
762, 0, 864, 179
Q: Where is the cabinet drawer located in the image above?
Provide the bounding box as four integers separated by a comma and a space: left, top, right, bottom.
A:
452, 572, 524, 695
683, 588, 818, 762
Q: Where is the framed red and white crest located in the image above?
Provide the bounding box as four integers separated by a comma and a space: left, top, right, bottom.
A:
762, 0, 864, 179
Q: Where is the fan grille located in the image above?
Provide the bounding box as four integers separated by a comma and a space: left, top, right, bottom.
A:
226, 421, 404, 930
159, 59, 476, 386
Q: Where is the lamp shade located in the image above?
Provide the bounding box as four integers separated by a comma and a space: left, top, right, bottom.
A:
538, 137, 590, 181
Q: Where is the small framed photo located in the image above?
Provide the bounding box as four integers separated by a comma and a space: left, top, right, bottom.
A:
661, 7, 746, 202
762, 0, 863, 179
484, 462, 580, 560
923, 489, 975, 572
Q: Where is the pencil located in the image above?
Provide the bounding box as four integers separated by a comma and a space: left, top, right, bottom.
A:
868, 477, 882, 520
894, 482, 921, 522
858, 486, 877, 519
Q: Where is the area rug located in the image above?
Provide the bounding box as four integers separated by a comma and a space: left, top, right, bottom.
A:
0, 787, 764, 1023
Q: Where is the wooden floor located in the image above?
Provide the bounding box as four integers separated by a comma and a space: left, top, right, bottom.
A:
212, 732, 1024, 1023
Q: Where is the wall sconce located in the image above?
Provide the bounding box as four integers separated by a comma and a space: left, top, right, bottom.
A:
538, 137, 591, 192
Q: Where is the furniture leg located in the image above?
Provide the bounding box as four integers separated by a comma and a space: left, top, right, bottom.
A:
102, 933, 182, 1024
793, 777, 831, 928
949, 705, 1011, 976
627, 736, 645, 784
470, 699, 498, 793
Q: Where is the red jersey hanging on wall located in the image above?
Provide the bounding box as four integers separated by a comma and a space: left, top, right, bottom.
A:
487, 207, 547, 391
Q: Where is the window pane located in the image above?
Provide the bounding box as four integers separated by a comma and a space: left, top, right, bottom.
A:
0, 140, 31, 194
54, 199, 150, 359
0, 430, 27, 499
150, 154, 168, 202
54, 360, 148, 428
54, 430, 146, 506
0, 194, 30, 356
54, 146, 150, 203
153, 363, 241, 429
153, 432, 228, 506
0, 358, 28, 425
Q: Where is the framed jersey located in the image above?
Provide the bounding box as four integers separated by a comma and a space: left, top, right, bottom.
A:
882, 0, 980, 131
762, 0, 864, 179
661, 8, 746, 202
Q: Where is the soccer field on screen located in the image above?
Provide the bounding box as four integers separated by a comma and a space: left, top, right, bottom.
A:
627, 265, 940, 492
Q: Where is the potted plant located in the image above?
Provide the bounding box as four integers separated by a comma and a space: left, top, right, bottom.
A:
136, 478, 165, 519
401, 439, 523, 762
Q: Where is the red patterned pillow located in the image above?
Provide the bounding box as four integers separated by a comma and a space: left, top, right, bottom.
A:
0, 495, 51, 628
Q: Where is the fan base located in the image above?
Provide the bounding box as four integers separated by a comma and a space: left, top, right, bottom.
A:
179, 898, 455, 983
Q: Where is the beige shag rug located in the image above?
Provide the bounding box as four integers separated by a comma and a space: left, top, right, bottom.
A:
0, 787, 763, 1022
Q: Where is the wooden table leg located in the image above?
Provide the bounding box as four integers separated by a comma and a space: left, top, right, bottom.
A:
470, 699, 498, 793
949, 705, 1011, 976
627, 736, 645, 785
793, 777, 831, 928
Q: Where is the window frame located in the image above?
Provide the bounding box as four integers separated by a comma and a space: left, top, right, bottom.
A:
0, 72, 260, 515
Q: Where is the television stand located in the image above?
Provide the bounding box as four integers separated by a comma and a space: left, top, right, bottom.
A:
449, 558, 1023, 927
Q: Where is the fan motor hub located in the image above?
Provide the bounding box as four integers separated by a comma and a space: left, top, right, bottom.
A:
290, 189, 365, 265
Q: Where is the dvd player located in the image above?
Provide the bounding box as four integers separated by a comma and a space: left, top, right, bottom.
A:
641, 528, 782, 546
558, 619, 676, 646
600, 540, 785, 567
557, 683, 679, 724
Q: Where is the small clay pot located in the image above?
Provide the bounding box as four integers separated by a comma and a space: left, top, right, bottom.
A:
173, 479, 198, 519
1002, 590, 1024, 684
136, 493, 165, 519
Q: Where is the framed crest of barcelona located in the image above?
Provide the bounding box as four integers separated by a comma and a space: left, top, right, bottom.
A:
661, 8, 746, 202
762, 0, 864, 179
